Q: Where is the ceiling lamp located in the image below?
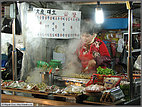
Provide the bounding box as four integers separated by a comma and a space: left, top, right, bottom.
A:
95, 1, 104, 24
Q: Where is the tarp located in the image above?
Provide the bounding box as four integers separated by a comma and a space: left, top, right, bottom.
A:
102, 18, 128, 29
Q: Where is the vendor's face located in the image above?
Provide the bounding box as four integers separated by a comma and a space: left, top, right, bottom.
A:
81, 33, 93, 44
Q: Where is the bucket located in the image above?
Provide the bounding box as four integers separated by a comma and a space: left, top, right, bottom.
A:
40, 71, 54, 86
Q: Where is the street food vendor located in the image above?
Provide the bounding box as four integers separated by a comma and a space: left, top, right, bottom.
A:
76, 30, 111, 73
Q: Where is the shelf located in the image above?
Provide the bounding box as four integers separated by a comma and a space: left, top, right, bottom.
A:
123, 32, 140, 35
2, 87, 77, 100
83, 98, 125, 105
1, 94, 82, 106
1, 87, 126, 105
126, 49, 141, 53
2, 87, 50, 96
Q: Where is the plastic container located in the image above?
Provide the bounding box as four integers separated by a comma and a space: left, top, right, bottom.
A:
50, 59, 61, 63
37, 61, 49, 68
1, 54, 8, 67
49, 59, 62, 69
1, 60, 7, 67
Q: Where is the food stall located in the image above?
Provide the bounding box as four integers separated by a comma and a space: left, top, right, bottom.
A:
1, 0, 141, 106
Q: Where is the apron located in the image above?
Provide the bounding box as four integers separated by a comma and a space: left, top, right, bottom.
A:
79, 43, 98, 73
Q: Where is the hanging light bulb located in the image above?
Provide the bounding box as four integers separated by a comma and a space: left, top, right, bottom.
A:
95, 1, 104, 24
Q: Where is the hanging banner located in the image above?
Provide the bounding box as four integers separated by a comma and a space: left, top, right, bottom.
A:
28, 8, 81, 39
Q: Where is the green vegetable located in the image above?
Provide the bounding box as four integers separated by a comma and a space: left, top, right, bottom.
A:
96, 66, 115, 75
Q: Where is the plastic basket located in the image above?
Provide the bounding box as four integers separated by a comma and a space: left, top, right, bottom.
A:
103, 75, 122, 89
86, 74, 122, 89
37, 61, 49, 68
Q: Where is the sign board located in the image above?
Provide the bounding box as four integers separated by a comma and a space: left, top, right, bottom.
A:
28, 8, 81, 39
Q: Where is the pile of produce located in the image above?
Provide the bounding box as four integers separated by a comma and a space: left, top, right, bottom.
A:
97, 66, 115, 75
1, 80, 14, 87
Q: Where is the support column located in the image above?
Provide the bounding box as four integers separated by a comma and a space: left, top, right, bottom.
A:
126, 1, 134, 99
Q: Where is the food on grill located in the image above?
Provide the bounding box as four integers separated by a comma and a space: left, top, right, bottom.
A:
51, 85, 60, 91
45, 86, 51, 91
61, 73, 92, 79
1, 80, 14, 87
18, 82, 28, 89
8, 81, 21, 88
53, 88, 64, 94
31, 85, 39, 90
36, 82, 47, 90
30, 82, 48, 91
1, 79, 4, 83
45, 85, 60, 92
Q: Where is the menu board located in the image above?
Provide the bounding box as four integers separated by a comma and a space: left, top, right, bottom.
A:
30, 8, 81, 39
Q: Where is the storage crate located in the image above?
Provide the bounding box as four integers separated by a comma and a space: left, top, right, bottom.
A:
86, 74, 122, 89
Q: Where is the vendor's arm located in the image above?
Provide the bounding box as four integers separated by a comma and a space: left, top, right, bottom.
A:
93, 40, 111, 66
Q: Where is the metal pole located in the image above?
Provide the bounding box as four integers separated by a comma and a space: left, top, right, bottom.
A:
126, 1, 133, 99
15, 2, 18, 81
15, 49, 17, 80
12, 19, 15, 81
12, 3, 17, 81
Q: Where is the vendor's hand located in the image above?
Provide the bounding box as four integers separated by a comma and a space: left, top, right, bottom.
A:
81, 60, 96, 73
88, 59, 96, 68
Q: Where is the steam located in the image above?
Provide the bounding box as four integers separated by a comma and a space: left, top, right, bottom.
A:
51, 2, 98, 76
55, 1, 81, 11
25, 67, 42, 83
20, 1, 103, 81
60, 39, 82, 76
20, 3, 47, 80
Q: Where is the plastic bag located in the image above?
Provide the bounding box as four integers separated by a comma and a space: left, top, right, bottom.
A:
134, 55, 141, 70
85, 84, 106, 92
117, 39, 124, 53
63, 85, 85, 94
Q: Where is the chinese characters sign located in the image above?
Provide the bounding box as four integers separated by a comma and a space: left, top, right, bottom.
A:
31, 8, 81, 39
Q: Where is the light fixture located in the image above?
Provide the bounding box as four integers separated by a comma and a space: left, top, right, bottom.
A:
95, 1, 104, 24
